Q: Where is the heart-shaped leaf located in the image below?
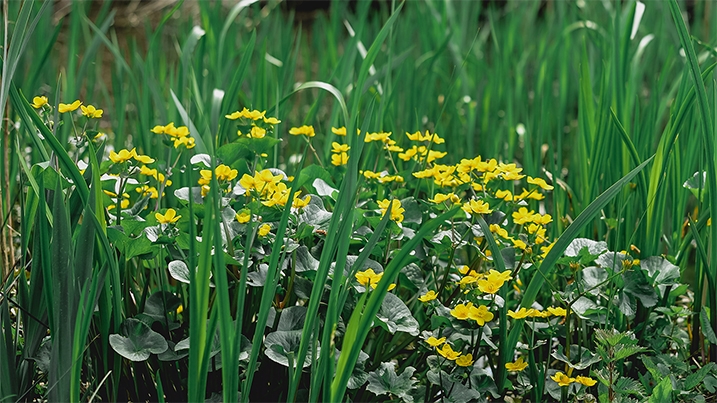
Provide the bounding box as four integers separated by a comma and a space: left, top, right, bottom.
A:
109, 318, 168, 361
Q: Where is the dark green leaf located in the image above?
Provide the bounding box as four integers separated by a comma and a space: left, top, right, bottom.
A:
109, 318, 169, 361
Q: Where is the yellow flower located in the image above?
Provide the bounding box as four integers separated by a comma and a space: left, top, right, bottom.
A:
136, 185, 159, 199
289, 125, 315, 137
425, 336, 445, 347
331, 142, 350, 153
31, 96, 48, 109
429, 192, 460, 204
235, 211, 251, 224
489, 224, 510, 239
512, 207, 535, 225
533, 213, 553, 225
58, 100, 82, 113
436, 344, 461, 360
243, 108, 266, 120
461, 199, 492, 215
377, 199, 405, 223
505, 357, 529, 372
468, 304, 494, 326
107, 199, 130, 210
547, 306, 567, 317
575, 376, 597, 387
289, 194, 309, 209
332, 126, 347, 136
109, 148, 138, 164
225, 111, 243, 120
249, 126, 266, 139
258, 223, 271, 237
477, 277, 502, 294
495, 189, 514, 201
264, 116, 281, 125
508, 307, 536, 319
155, 208, 181, 224
455, 353, 474, 367
355, 269, 378, 287
418, 290, 438, 302
450, 303, 472, 320
173, 136, 196, 149
331, 152, 349, 166
80, 104, 103, 118
215, 164, 239, 181
134, 154, 155, 164
551, 372, 575, 387
527, 176, 554, 190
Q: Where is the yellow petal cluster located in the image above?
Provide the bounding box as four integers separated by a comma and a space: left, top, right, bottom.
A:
289, 125, 315, 137
377, 199, 405, 223
58, 100, 82, 113
155, 208, 181, 224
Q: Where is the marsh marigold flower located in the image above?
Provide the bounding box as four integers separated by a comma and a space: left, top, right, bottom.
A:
418, 290, 438, 302
455, 353, 474, 367
58, 100, 82, 113
235, 211, 251, 224
450, 303, 472, 320
527, 176, 554, 190
292, 194, 311, 209
468, 304, 494, 326
425, 336, 445, 347
31, 96, 48, 109
551, 372, 575, 387
512, 207, 534, 225
332, 126, 347, 136
258, 224, 271, 237
377, 199, 405, 223
81, 104, 103, 118
436, 344, 461, 360
331, 152, 349, 166
547, 306, 567, 317
508, 307, 536, 319
505, 357, 528, 372
289, 125, 315, 137
156, 208, 181, 224
462, 199, 492, 215
575, 376, 597, 387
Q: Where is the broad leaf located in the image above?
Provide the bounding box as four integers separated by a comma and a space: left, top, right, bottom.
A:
109, 318, 168, 361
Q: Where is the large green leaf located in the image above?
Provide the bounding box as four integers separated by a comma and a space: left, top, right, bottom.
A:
366, 362, 417, 402
109, 318, 168, 362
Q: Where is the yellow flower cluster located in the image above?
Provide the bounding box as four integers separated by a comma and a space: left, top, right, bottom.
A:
109, 148, 155, 165
551, 372, 597, 387
104, 190, 130, 210
139, 165, 172, 187
377, 199, 405, 223
331, 142, 350, 166
361, 171, 404, 184
198, 164, 238, 196
406, 130, 445, 144
456, 269, 512, 295
81, 104, 103, 119
226, 108, 280, 139
355, 269, 396, 291
424, 337, 474, 367
239, 169, 305, 208
507, 306, 567, 319
151, 122, 196, 149
398, 145, 447, 163
449, 302, 494, 325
